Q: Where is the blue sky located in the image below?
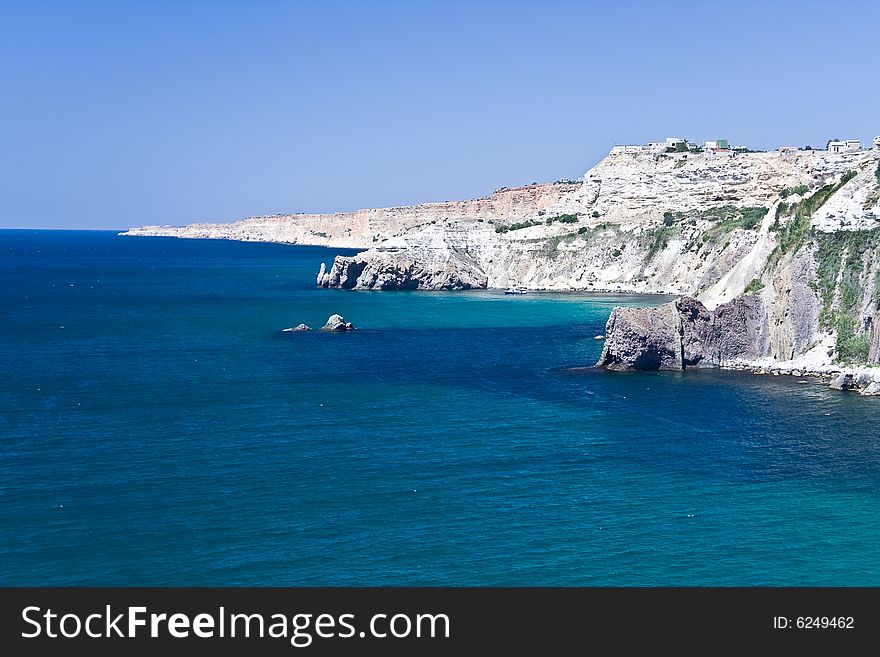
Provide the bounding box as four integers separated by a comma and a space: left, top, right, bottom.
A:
1, 0, 878, 229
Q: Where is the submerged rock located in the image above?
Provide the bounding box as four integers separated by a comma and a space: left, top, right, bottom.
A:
320, 314, 355, 331
282, 323, 312, 332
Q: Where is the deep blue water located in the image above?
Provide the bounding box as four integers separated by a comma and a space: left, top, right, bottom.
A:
2, 230, 880, 586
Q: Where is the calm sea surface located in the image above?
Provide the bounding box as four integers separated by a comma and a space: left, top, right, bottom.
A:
2, 230, 880, 585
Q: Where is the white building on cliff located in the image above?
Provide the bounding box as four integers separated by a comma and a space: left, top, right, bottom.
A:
827, 139, 862, 153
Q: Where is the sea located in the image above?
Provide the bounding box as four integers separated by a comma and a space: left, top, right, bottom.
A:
2, 229, 880, 586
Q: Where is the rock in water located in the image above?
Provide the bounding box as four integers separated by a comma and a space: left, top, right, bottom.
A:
597, 295, 767, 370
829, 372, 854, 391
320, 314, 355, 331
317, 250, 488, 291
282, 323, 311, 332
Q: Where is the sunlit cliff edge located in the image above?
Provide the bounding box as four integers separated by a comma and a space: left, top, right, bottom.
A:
123, 145, 880, 380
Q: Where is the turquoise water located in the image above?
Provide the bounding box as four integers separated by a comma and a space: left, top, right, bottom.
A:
2, 229, 880, 586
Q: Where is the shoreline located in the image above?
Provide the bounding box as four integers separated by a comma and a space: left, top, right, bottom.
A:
723, 361, 880, 395
120, 232, 880, 392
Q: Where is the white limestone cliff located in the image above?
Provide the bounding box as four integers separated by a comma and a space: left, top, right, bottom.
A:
123, 147, 880, 371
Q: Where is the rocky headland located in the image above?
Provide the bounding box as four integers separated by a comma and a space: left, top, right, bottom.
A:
124, 146, 880, 387
596, 296, 880, 395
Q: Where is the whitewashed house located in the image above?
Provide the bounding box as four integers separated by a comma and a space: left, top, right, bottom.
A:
873, 136, 880, 150
704, 139, 730, 151
665, 137, 686, 148
828, 139, 862, 153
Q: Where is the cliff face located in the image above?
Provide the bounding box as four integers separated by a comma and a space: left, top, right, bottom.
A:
597, 196, 880, 375
316, 249, 487, 290
598, 296, 767, 370
123, 147, 880, 370
303, 149, 874, 298
121, 182, 579, 249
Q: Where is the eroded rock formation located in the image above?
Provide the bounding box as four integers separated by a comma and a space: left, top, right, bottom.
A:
320, 314, 354, 331
317, 250, 487, 291
597, 296, 767, 370
282, 323, 311, 332
123, 146, 880, 373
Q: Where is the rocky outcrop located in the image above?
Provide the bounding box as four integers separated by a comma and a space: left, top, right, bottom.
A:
317, 250, 487, 291
597, 295, 767, 370
282, 317, 356, 331
121, 143, 880, 374
320, 314, 354, 331
599, 293, 880, 395
829, 372, 854, 390
827, 370, 880, 395
595, 302, 680, 370
123, 149, 875, 296
592, 153, 880, 379
282, 323, 311, 332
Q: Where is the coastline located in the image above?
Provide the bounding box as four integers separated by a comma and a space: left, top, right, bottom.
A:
123, 147, 880, 382
722, 361, 880, 395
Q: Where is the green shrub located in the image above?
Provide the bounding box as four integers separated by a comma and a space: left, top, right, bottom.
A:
768, 212, 811, 264
591, 211, 600, 218
738, 206, 768, 228
767, 172, 858, 266
840, 170, 858, 186
685, 205, 767, 228
643, 225, 679, 261
543, 213, 579, 226
836, 314, 870, 363
495, 219, 542, 233
703, 207, 767, 242
780, 184, 810, 198
813, 228, 880, 363
744, 278, 765, 294
874, 267, 880, 304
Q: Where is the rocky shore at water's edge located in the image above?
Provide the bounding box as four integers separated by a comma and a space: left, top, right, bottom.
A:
123, 146, 880, 387
596, 296, 880, 395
